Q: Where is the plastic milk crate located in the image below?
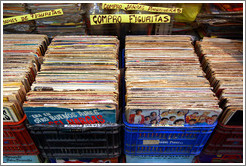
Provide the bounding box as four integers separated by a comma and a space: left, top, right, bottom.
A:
198, 152, 243, 163
26, 123, 122, 159
3, 115, 39, 156
125, 154, 197, 163
123, 113, 217, 156
202, 122, 243, 155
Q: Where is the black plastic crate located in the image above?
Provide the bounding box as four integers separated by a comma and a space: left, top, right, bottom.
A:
26, 124, 121, 159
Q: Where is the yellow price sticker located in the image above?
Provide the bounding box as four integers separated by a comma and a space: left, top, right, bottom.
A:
3, 82, 22, 86
3, 9, 63, 25
90, 14, 170, 25
102, 3, 182, 13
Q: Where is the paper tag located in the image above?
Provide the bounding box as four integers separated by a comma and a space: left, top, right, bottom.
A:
90, 14, 171, 25
143, 140, 160, 145
3, 9, 63, 25
102, 3, 182, 13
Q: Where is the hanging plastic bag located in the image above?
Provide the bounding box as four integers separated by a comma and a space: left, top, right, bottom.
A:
174, 3, 202, 22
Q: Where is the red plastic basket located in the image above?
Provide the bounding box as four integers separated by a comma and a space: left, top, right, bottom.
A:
3, 115, 39, 156
193, 156, 200, 163
203, 122, 243, 155
199, 152, 243, 163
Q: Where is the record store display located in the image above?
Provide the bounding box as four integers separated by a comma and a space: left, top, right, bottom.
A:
3, 34, 49, 122
2, 2, 244, 164
124, 35, 222, 126
196, 3, 243, 39
195, 37, 243, 162
3, 3, 36, 33
23, 36, 120, 125
196, 37, 243, 126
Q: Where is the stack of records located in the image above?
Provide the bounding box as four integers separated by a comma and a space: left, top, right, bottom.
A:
27, 3, 86, 37
172, 22, 194, 33
125, 35, 222, 126
24, 36, 120, 125
196, 3, 243, 39
3, 3, 36, 33
3, 34, 48, 122
196, 37, 243, 126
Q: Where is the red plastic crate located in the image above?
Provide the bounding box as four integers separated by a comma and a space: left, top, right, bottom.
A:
192, 156, 200, 163
203, 122, 243, 155
199, 152, 243, 163
3, 115, 39, 156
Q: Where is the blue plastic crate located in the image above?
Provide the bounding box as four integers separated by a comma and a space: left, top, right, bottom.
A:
126, 154, 196, 163
123, 113, 217, 156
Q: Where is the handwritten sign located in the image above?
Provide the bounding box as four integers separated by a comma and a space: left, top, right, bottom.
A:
90, 14, 170, 25
3, 9, 63, 25
102, 3, 182, 13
